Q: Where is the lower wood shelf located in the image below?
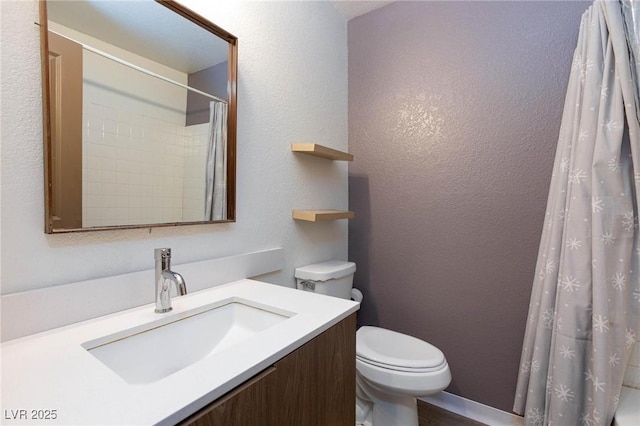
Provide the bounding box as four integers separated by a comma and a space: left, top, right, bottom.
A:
292, 210, 355, 222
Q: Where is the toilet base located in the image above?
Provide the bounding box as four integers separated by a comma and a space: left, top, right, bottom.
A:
356, 372, 419, 426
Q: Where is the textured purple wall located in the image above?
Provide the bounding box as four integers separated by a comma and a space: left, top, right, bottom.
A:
186, 61, 228, 126
348, 1, 589, 412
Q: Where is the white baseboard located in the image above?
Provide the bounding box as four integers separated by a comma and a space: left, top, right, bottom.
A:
421, 391, 525, 426
1, 248, 284, 342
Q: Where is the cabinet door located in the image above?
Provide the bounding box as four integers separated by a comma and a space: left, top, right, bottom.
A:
269, 314, 356, 426
315, 313, 356, 425
180, 367, 275, 426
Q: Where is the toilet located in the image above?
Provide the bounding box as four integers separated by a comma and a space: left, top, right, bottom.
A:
295, 260, 452, 426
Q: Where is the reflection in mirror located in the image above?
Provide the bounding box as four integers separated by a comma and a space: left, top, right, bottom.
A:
41, 0, 237, 233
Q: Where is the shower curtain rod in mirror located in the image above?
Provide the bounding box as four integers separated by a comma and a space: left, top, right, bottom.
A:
48, 29, 227, 104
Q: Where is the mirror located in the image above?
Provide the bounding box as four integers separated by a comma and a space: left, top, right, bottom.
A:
39, 0, 237, 233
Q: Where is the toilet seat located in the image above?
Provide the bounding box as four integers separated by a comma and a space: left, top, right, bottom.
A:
356, 326, 445, 371
356, 355, 447, 373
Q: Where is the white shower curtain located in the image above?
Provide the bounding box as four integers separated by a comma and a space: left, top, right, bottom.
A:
514, 1, 640, 425
204, 101, 227, 221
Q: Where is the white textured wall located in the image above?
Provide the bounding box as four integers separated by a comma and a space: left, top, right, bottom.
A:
0, 0, 349, 294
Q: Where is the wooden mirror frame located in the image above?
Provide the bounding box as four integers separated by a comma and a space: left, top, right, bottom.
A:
39, 0, 237, 233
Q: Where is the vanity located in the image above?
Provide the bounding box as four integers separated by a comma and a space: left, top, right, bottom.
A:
1, 279, 358, 425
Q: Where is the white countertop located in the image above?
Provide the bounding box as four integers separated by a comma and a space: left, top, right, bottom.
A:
1, 279, 359, 425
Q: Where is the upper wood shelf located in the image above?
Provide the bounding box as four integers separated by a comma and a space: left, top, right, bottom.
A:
291, 143, 353, 161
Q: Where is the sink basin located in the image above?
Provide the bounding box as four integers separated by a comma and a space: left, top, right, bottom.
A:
82, 298, 292, 384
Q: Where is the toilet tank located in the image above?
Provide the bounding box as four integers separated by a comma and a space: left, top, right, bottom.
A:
294, 260, 356, 300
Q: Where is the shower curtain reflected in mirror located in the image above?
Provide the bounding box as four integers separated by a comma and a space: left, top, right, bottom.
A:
205, 101, 227, 221
514, 1, 640, 425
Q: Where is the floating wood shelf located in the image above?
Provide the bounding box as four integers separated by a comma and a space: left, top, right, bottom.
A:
291, 143, 354, 161
292, 210, 355, 222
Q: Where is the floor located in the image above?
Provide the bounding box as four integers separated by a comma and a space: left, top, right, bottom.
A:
418, 400, 487, 426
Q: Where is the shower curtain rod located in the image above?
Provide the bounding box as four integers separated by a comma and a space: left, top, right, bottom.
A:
49, 29, 228, 104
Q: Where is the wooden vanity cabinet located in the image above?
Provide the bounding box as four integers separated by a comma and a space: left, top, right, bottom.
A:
180, 313, 356, 426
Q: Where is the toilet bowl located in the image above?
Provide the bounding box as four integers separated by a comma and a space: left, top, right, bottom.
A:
294, 261, 452, 426
355, 326, 451, 426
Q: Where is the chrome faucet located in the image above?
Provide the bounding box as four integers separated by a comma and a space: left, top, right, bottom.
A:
154, 248, 187, 313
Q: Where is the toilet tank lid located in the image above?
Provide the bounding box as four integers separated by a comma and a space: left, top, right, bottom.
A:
294, 260, 356, 281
